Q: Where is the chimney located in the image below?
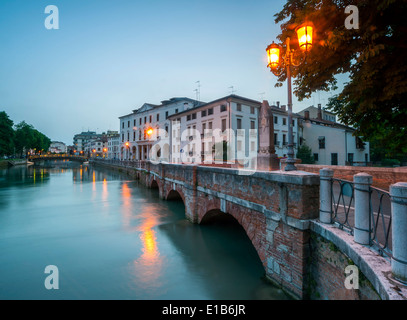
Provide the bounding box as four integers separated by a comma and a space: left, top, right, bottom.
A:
304, 110, 310, 120
276, 101, 280, 108
317, 104, 322, 120
281, 105, 286, 111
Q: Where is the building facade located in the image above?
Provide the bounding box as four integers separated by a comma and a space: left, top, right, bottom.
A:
49, 141, 67, 154
268, 102, 300, 159
167, 94, 260, 167
73, 131, 103, 152
300, 112, 370, 166
107, 133, 120, 160
119, 98, 201, 161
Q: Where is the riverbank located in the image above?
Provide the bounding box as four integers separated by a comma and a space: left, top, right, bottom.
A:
0, 160, 8, 169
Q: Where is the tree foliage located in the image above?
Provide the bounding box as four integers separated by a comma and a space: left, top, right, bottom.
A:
274, 0, 407, 156
296, 144, 315, 164
0, 111, 15, 156
0, 112, 52, 157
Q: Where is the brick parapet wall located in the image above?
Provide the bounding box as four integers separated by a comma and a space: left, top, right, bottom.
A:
310, 221, 407, 300
297, 164, 407, 190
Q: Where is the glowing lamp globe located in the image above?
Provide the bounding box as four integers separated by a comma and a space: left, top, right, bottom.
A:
266, 42, 281, 70
295, 22, 314, 52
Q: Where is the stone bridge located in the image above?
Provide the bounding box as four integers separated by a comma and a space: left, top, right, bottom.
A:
29, 154, 89, 163
93, 160, 407, 300
100, 160, 320, 299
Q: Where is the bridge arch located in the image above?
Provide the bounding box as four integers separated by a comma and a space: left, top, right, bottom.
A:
151, 179, 159, 190
199, 203, 267, 268
166, 189, 184, 202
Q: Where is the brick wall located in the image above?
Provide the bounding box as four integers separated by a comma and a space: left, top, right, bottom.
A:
297, 164, 407, 190
308, 232, 380, 300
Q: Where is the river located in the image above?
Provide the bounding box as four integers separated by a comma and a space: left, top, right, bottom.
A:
0, 161, 290, 300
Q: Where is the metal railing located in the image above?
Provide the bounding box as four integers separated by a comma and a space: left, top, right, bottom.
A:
370, 186, 392, 258
329, 177, 392, 258
331, 178, 355, 234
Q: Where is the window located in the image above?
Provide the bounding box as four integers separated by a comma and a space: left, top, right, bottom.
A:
283, 118, 287, 126
348, 153, 354, 165
250, 120, 255, 130
175, 109, 178, 114
122, 122, 124, 129
149, 115, 152, 123
201, 110, 207, 117
133, 132, 136, 141
274, 116, 278, 124
127, 132, 130, 141
165, 111, 169, 119
292, 120, 295, 127
187, 114, 191, 121
157, 114, 160, 121
237, 103, 242, 112
128, 121, 130, 128
208, 121, 213, 130
202, 123, 206, 133
221, 119, 227, 132
144, 116, 147, 124
134, 119, 136, 126
283, 134, 287, 145
139, 118, 142, 125
237, 118, 242, 130
274, 133, 278, 145
356, 137, 365, 149
250, 106, 255, 114
331, 153, 338, 166
318, 137, 325, 149
122, 134, 124, 142
192, 113, 196, 120
313, 153, 319, 162
208, 108, 213, 115
221, 105, 227, 112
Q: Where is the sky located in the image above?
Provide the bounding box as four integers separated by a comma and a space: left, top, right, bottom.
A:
0, 0, 344, 145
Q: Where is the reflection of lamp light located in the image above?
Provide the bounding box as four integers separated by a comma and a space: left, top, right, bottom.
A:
295, 22, 314, 52
147, 128, 153, 136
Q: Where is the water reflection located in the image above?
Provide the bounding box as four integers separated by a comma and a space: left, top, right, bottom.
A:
0, 163, 290, 300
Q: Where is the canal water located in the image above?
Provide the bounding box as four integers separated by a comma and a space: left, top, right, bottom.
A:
0, 161, 290, 300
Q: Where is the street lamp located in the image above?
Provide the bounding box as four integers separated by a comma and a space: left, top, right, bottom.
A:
266, 21, 314, 171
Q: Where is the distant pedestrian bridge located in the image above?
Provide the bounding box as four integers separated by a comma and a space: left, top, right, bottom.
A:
28, 154, 89, 163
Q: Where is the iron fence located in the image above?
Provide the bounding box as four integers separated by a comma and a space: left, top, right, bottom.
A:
330, 178, 392, 258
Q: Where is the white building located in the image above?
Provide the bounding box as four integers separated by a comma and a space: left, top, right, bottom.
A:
107, 133, 120, 160
300, 110, 370, 166
119, 97, 201, 161
268, 102, 301, 158
49, 141, 67, 154
298, 104, 337, 123
167, 94, 260, 166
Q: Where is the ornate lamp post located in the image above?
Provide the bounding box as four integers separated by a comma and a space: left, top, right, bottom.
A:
266, 22, 314, 171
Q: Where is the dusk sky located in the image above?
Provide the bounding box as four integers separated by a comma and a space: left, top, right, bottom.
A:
0, 0, 344, 145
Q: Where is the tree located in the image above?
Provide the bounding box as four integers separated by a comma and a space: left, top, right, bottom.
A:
0, 111, 15, 156
296, 144, 315, 164
274, 0, 407, 156
14, 121, 51, 156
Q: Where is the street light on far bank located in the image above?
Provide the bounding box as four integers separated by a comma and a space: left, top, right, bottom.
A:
266, 21, 314, 171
